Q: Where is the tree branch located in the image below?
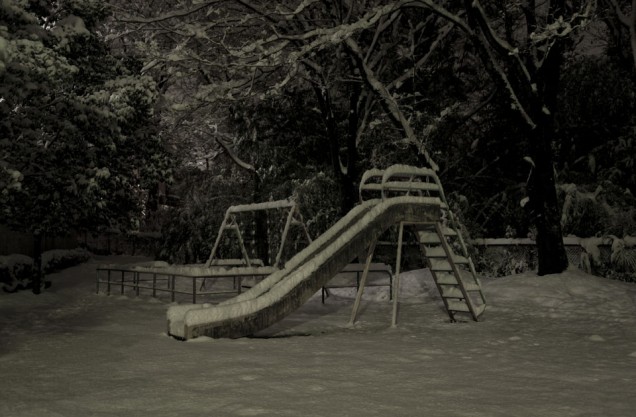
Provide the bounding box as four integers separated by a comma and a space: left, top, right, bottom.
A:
113, 1, 223, 24
345, 37, 439, 171
215, 135, 257, 174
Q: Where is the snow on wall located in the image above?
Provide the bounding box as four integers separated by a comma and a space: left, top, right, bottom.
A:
171, 196, 442, 335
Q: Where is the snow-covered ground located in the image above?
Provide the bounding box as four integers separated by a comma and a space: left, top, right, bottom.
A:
1, 255, 635, 416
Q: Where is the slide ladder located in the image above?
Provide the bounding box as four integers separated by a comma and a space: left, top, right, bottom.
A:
416, 223, 485, 321
360, 165, 486, 321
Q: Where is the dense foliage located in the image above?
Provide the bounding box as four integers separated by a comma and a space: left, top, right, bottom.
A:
0, 0, 171, 236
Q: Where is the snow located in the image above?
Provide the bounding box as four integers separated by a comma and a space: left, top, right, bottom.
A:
0, 254, 32, 269
227, 199, 295, 213
101, 262, 276, 278
381, 164, 436, 180
2, 257, 636, 416
359, 165, 440, 200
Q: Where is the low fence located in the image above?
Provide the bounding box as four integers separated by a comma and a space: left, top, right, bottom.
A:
373, 235, 632, 277
471, 236, 635, 277
95, 264, 275, 303
95, 267, 235, 303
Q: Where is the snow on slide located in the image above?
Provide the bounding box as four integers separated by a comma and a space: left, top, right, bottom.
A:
167, 196, 442, 339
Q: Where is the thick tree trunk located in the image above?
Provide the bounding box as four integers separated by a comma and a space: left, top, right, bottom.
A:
527, 123, 569, 275
530, 0, 569, 275
313, 85, 358, 216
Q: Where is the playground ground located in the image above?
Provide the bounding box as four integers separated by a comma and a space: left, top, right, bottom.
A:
1, 255, 635, 416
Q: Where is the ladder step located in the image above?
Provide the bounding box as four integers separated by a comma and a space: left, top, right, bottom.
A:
424, 247, 469, 264
447, 300, 486, 317
419, 232, 440, 244
441, 286, 464, 298
430, 259, 454, 271
446, 300, 470, 312
417, 228, 457, 244
474, 303, 486, 317
459, 269, 480, 285
422, 246, 445, 257
440, 227, 458, 236
439, 282, 481, 297
435, 272, 458, 285
463, 282, 481, 292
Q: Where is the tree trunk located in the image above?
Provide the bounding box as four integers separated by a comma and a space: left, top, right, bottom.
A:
527, 0, 569, 275
32, 232, 43, 294
313, 85, 357, 216
527, 122, 569, 275
252, 173, 270, 265
341, 83, 361, 214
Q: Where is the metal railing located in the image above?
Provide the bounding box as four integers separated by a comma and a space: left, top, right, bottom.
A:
95, 266, 273, 304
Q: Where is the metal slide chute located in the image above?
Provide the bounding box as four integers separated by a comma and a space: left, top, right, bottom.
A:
166, 164, 487, 339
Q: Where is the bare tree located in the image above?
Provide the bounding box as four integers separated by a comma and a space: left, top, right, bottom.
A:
110, 0, 599, 274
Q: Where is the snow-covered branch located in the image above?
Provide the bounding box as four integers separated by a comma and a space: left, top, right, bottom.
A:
345, 37, 439, 171
215, 135, 257, 174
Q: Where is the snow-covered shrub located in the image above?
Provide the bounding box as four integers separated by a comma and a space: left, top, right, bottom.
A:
474, 246, 536, 278
579, 236, 636, 283
559, 182, 636, 237
0, 254, 34, 292
42, 248, 91, 272
556, 181, 636, 281
0, 248, 90, 292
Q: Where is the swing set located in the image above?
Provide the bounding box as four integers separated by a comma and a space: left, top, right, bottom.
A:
206, 199, 312, 269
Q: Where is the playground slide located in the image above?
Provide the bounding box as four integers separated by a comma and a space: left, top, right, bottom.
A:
167, 196, 442, 339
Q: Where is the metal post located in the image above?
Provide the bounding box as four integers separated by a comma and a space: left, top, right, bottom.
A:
121, 271, 125, 295
192, 278, 196, 304
349, 240, 377, 326
171, 275, 176, 302
391, 222, 405, 327
107, 270, 111, 295
152, 273, 157, 298
135, 272, 140, 297
206, 210, 231, 267
274, 205, 295, 268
